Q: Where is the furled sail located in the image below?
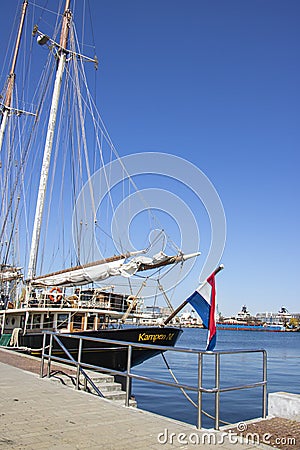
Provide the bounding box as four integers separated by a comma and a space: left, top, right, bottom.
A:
0, 266, 23, 282
28, 251, 199, 288
29, 258, 126, 287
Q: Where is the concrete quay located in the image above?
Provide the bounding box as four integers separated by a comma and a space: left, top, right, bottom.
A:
269, 392, 300, 422
0, 359, 277, 450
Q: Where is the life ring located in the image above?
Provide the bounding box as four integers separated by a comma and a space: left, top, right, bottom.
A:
49, 287, 63, 303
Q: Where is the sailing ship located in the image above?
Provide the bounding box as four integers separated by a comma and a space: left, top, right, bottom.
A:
0, 0, 200, 370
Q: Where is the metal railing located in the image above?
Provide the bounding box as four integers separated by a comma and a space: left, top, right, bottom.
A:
40, 331, 267, 430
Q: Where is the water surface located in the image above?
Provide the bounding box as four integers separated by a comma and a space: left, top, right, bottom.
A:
132, 328, 300, 427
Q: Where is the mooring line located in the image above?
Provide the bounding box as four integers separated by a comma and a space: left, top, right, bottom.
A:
161, 352, 230, 425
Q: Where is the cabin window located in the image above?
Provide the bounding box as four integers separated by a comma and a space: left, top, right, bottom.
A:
86, 314, 95, 330
43, 314, 54, 329
81, 290, 93, 302
72, 314, 84, 330
32, 314, 41, 329
57, 313, 69, 330
98, 315, 108, 329
110, 293, 126, 311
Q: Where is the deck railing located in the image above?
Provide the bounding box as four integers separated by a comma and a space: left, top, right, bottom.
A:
40, 330, 267, 430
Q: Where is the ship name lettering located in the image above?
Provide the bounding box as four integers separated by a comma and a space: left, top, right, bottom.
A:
138, 333, 167, 342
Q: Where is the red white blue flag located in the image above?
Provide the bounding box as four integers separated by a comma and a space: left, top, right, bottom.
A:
187, 272, 217, 351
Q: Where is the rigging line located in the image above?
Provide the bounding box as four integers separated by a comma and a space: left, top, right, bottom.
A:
68, 33, 119, 240
80, 0, 86, 56
70, 27, 97, 224
70, 99, 86, 258
29, 0, 62, 50
154, 260, 182, 281
79, 96, 122, 248
0, 162, 22, 248
0, 0, 19, 85
63, 44, 177, 251
19, 16, 27, 114
0, 97, 18, 202
34, 12, 81, 272
20, 108, 51, 271
15, 46, 57, 243
0, 99, 41, 260
70, 94, 83, 264
145, 229, 166, 252
38, 102, 62, 272
18, 133, 30, 269
3, 196, 20, 266
86, 0, 96, 51
157, 261, 185, 307
28, 1, 64, 19
126, 275, 134, 296
94, 222, 116, 243
104, 130, 112, 246
21, 0, 54, 119
73, 117, 98, 261
39, 59, 72, 274
59, 64, 127, 244
60, 82, 74, 268
38, 8, 178, 257
7, 104, 25, 268
157, 280, 174, 313
65, 27, 96, 239
161, 353, 230, 426
67, 60, 92, 266
111, 152, 181, 255
153, 282, 159, 310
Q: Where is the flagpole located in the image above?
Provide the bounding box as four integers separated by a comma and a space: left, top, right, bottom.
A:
163, 264, 224, 326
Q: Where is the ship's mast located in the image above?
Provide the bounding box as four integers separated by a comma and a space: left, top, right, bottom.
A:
0, 0, 28, 153
27, 0, 71, 280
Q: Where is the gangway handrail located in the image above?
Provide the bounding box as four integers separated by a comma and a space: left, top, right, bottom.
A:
40, 330, 267, 430
41, 332, 104, 397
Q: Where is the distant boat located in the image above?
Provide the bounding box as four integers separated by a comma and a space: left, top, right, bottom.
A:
217, 305, 286, 332
216, 323, 286, 332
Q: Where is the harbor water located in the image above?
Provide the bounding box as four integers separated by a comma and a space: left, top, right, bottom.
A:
132, 328, 300, 428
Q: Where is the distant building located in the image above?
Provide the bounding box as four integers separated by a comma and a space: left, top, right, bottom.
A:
144, 305, 161, 316
137, 305, 173, 325
179, 311, 202, 327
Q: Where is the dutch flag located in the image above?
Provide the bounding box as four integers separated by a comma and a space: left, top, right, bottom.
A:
187, 270, 219, 351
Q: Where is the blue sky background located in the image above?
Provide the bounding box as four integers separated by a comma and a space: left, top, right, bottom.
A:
1, 0, 299, 316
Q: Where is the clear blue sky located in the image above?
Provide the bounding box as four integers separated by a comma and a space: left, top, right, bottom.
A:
1, 0, 299, 316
